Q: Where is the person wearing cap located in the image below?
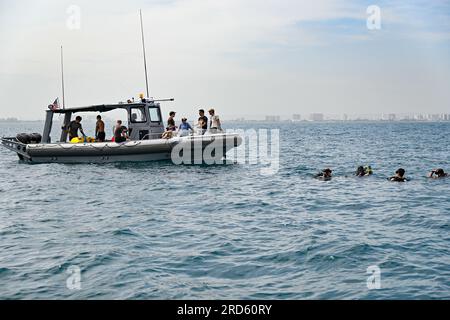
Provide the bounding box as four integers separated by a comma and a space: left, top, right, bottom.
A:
178, 118, 194, 137
316, 168, 333, 180
208, 108, 222, 133
167, 111, 177, 131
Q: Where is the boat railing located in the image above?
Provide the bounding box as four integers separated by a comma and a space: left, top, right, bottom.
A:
1, 137, 31, 159
140, 133, 163, 140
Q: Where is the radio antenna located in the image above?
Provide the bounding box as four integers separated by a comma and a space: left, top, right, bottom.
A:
139, 9, 150, 98
60, 45, 66, 109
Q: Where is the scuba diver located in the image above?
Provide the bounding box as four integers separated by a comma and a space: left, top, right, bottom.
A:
355, 165, 373, 177
389, 168, 408, 182
316, 168, 333, 181
428, 168, 448, 179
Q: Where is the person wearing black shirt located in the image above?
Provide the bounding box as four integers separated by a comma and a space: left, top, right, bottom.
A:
198, 109, 208, 135
67, 116, 84, 141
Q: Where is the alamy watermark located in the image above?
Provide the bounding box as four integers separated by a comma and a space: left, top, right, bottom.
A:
366, 5, 381, 30
366, 265, 381, 290
66, 265, 82, 290
66, 5, 81, 30
170, 129, 280, 176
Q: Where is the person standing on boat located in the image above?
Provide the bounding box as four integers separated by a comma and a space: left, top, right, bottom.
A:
95, 115, 106, 142
114, 120, 129, 143
167, 111, 177, 131
198, 109, 208, 135
208, 108, 222, 133
67, 116, 84, 141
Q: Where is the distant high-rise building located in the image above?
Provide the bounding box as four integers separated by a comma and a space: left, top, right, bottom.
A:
431, 114, 440, 121
309, 113, 324, 121
292, 114, 301, 121
342, 114, 348, 121
388, 114, 396, 121
265, 115, 280, 122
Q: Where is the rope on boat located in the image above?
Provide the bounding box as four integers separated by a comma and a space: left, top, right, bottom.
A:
56, 143, 75, 150
123, 141, 142, 148
29, 139, 173, 152
104, 143, 122, 149
87, 144, 106, 151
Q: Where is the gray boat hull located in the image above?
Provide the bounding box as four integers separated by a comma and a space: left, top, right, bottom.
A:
2, 133, 242, 164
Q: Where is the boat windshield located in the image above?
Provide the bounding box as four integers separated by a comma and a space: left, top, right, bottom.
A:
130, 107, 147, 123
149, 107, 161, 123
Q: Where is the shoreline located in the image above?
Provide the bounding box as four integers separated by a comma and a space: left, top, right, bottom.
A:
1, 120, 450, 124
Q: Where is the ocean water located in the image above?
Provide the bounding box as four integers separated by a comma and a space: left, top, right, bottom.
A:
0, 121, 449, 299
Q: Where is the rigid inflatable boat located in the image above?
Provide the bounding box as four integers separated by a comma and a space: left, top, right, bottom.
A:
1, 101, 242, 164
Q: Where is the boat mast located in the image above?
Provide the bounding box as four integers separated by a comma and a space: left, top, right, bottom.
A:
60, 45, 66, 109
140, 9, 150, 98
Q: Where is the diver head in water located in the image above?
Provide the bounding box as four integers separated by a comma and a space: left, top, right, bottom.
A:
429, 168, 448, 179
389, 168, 407, 182
356, 166, 365, 176
317, 168, 333, 180
356, 165, 373, 177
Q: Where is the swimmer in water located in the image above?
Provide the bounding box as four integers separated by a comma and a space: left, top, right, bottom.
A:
389, 168, 407, 182
316, 168, 333, 180
428, 168, 448, 179
356, 165, 373, 177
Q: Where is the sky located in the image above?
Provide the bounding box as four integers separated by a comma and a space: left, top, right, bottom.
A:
0, 0, 449, 120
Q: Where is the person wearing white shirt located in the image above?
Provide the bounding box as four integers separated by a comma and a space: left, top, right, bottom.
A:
208, 108, 222, 133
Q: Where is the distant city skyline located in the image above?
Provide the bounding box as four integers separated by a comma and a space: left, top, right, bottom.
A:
1, 0, 449, 120
2, 112, 450, 123
229, 112, 450, 122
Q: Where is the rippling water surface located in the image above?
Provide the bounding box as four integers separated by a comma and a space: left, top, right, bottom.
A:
0, 121, 449, 299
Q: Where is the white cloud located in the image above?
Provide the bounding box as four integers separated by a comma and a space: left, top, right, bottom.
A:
0, 0, 449, 120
